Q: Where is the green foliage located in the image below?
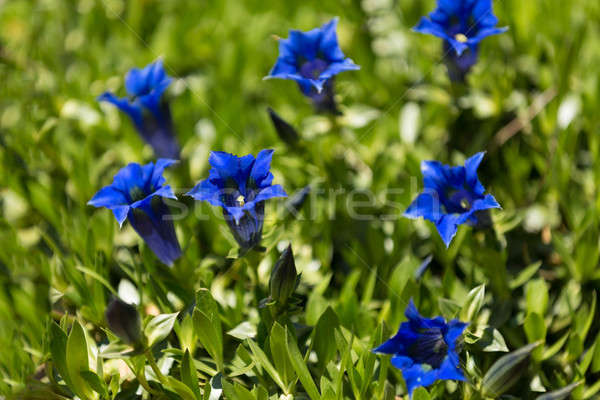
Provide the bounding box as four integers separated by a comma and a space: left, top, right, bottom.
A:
0, 0, 600, 399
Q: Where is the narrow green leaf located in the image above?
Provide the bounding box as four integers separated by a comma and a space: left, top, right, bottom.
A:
165, 375, 197, 400
49, 322, 73, 389
284, 325, 321, 400
509, 261, 542, 289
270, 323, 295, 387
245, 339, 286, 392
145, 312, 178, 348
193, 308, 223, 371
181, 349, 201, 400
312, 307, 340, 369
80, 370, 108, 398
525, 279, 549, 316
536, 381, 582, 400
412, 386, 431, 400
481, 341, 542, 397
66, 320, 94, 399
460, 284, 485, 321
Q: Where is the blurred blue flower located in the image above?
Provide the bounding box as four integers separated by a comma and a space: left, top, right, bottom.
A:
88, 159, 182, 266
404, 152, 500, 247
266, 18, 360, 112
186, 150, 287, 250
414, 0, 507, 80
373, 300, 468, 396
98, 60, 180, 159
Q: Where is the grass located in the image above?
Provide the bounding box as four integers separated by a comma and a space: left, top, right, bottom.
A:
1, 0, 600, 399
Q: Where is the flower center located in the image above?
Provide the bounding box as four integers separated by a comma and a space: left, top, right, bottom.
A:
236, 195, 246, 206
454, 33, 468, 43
299, 58, 328, 79
129, 186, 146, 202
447, 188, 474, 212
408, 328, 449, 369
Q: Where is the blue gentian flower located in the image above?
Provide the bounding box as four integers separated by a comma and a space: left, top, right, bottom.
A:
413, 0, 508, 81
265, 18, 360, 113
373, 300, 468, 396
404, 152, 500, 247
186, 150, 287, 251
88, 159, 182, 266
98, 60, 181, 159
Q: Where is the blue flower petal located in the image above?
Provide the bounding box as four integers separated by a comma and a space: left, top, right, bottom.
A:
288, 27, 322, 61
98, 92, 143, 128
471, 194, 501, 213
88, 186, 128, 208
437, 353, 467, 381
445, 320, 469, 349
319, 18, 345, 61
435, 213, 468, 247
464, 152, 486, 195
111, 205, 130, 228
150, 158, 178, 189
401, 363, 439, 396
403, 191, 443, 222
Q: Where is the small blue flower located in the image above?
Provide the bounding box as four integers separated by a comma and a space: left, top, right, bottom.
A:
373, 300, 468, 396
186, 150, 287, 250
88, 159, 182, 266
266, 18, 360, 112
413, 0, 507, 80
98, 60, 181, 159
404, 152, 500, 247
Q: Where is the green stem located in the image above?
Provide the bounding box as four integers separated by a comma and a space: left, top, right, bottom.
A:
145, 349, 167, 385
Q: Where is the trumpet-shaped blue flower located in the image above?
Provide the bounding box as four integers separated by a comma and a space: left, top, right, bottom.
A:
414, 0, 507, 80
98, 60, 180, 159
404, 152, 500, 247
373, 300, 468, 396
186, 150, 287, 250
266, 18, 359, 112
88, 159, 182, 266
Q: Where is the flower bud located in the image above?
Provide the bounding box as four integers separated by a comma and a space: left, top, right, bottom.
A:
269, 245, 299, 304
268, 107, 299, 147
105, 298, 142, 345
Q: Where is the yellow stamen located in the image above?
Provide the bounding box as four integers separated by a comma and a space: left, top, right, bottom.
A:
454, 33, 468, 43
236, 195, 246, 206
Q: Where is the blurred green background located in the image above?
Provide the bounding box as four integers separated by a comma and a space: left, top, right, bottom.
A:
1, 0, 600, 398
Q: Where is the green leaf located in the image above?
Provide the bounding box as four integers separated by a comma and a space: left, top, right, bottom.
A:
509, 261, 542, 289
66, 320, 94, 399
193, 308, 223, 372
312, 307, 339, 369
270, 323, 295, 388
109, 373, 119, 400
49, 322, 73, 388
525, 279, 549, 316
524, 312, 547, 343
80, 370, 108, 398
227, 322, 257, 340
542, 330, 570, 360
481, 341, 542, 398
536, 382, 582, 400
144, 312, 178, 348
466, 326, 509, 352
165, 375, 197, 400
460, 284, 485, 321
438, 298, 461, 319
181, 349, 201, 400
245, 338, 286, 392
283, 324, 321, 400
412, 386, 431, 400
222, 379, 255, 400
194, 289, 223, 371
